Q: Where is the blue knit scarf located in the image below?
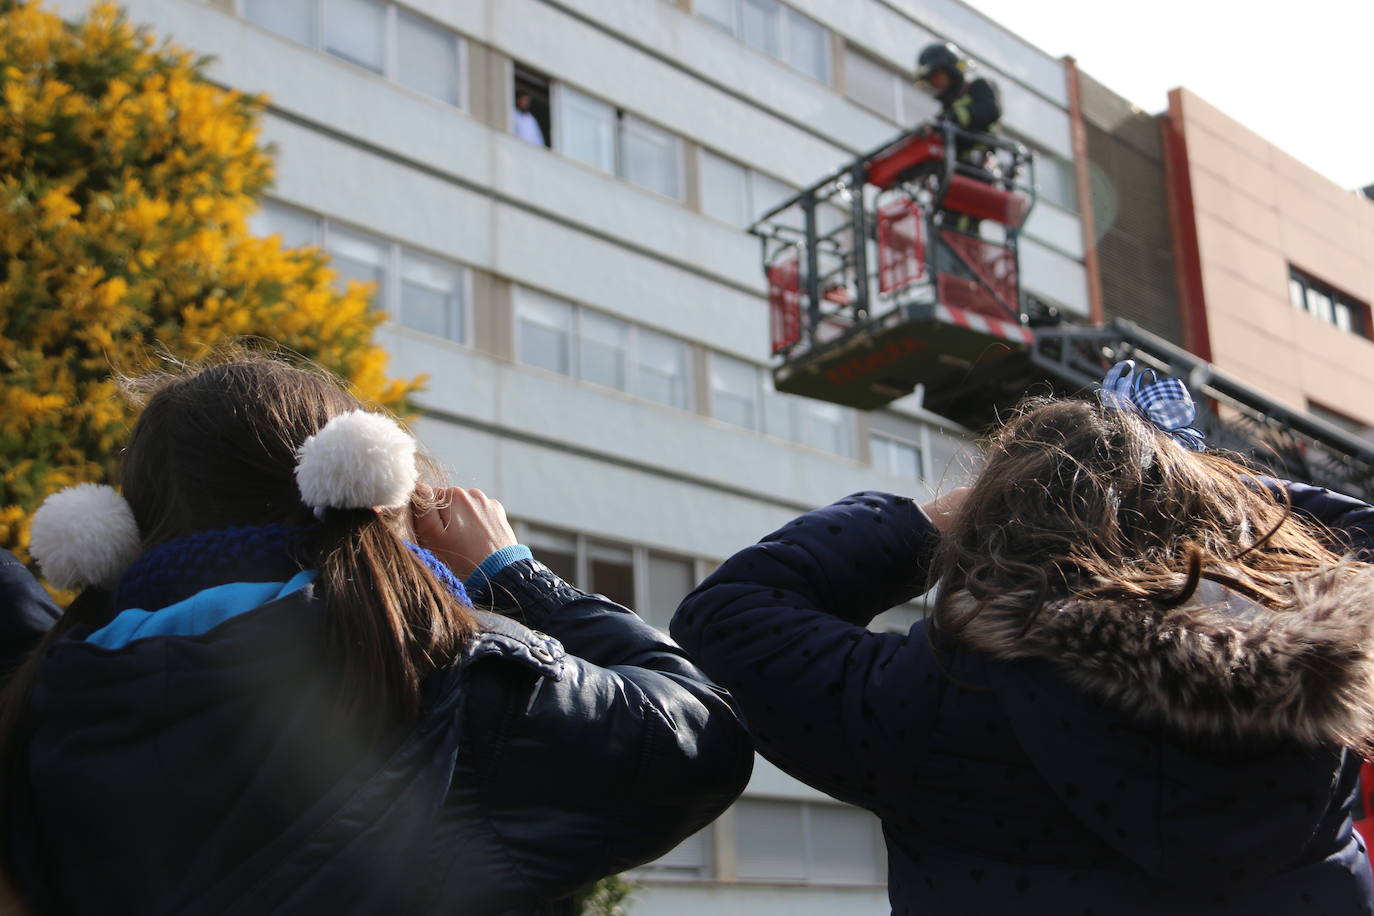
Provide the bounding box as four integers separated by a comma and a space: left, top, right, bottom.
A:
114, 524, 470, 613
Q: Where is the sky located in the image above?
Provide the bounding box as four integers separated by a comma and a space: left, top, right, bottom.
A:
960, 0, 1374, 191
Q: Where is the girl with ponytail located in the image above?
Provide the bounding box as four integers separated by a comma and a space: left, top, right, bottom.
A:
0, 355, 752, 915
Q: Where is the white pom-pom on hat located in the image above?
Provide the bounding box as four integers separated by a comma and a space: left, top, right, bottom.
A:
295, 409, 418, 514
29, 483, 143, 590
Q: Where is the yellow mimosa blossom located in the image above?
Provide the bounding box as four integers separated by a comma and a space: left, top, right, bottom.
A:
0, 0, 419, 564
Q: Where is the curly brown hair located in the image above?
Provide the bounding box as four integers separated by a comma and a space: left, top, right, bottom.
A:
931, 397, 1347, 638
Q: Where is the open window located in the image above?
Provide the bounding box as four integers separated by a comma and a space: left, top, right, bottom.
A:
512, 64, 552, 148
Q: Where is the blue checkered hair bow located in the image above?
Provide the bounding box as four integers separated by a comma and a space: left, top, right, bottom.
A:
1098, 360, 1205, 452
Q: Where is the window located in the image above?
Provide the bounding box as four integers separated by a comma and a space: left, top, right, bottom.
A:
251, 199, 320, 248
711, 354, 856, 455
696, 0, 734, 29
808, 804, 885, 884
324, 0, 385, 72
326, 225, 389, 304
843, 47, 938, 125
516, 289, 575, 375
243, 0, 313, 45
554, 87, 684, 200
640, 824, 714, 879
588, 541, 635, 608
870, 433, 924, 481
709, 354, 760, 430
735, 799, 883, 885
511, 523, 710, 649
253, 201, 469, 341
620, 115, 682, 199
557, 86, 618, 173
843, 48, 899, 122
396, 10, 461, 105
749, 171, 794, 218
515, 289, 694, 409
513, 65, 552, 148
525, 526, 578, 583
796, 400, 852, 457
579, 310, 630, 392
646, 552, 696, 629
762, 387, 853, 457
1308, 402, 1374, 447
741, 0, 781, 56
699, 150, 753, 226
1033, 148, 1079, 212
1289, 266, 1369, 338
697, 0, 831, 84
635, 328, 691, 410
400, 248, 465, 342
241, 0, 464, 107
697, 152, 798, 229
784, 8, 829, 83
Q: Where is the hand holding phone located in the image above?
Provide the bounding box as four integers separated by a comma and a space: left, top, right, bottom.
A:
412, 486, 518, 579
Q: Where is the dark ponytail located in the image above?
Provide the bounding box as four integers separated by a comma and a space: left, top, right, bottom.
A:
312, 510, 474, 731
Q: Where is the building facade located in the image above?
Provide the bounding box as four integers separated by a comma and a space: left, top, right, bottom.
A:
48, 0, 1094, 910
1159, 87, 1374, 437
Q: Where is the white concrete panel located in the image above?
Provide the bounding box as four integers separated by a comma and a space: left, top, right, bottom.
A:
1022, 202, 1085, 260
997, 76, 1074, 160
632, 880, 889, 916
260, 115, 496, 267
494, 206, 767, 359
489, 131, 760, 292
1020, 236, 1090, 317
379, 337, 940, 553
495, 439, 796, 561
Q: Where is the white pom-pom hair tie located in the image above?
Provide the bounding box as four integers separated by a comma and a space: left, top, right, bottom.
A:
29, 483, 143, 590
294, 410, 419, 517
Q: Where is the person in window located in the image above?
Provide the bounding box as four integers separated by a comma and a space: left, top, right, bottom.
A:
673, 363, 1374, 915
0, 355, 753, 915
512, 90, 546, 147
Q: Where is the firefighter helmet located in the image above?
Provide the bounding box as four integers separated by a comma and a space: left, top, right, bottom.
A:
915, 41, 967, 88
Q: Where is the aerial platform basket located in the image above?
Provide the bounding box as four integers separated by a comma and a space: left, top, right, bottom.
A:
751, 122, 1047, 427
749, 123, 1374, 506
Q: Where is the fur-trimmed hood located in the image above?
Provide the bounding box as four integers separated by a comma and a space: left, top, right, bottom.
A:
950, 565, 1374, 752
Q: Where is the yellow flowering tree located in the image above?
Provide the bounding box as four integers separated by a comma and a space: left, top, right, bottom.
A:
0, 0, 417, 556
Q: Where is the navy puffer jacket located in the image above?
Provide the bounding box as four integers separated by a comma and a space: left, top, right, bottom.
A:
6, 557, 753, 915
672, 484, 1374, 916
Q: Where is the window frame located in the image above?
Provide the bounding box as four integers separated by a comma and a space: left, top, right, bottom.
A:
236, 0, 467, 109
695, 0, 832, 84
708, 353, 858, 457
733, 797, 887, 886
552, 85, 685, 201
513, 290, 695, 410
1289, 265, 1370, 339
869, 430, 927, 482
397, 245, 473, 344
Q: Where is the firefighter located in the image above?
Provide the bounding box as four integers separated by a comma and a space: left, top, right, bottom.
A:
915, 41, 1002, 161
915, 41, 1002, 234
